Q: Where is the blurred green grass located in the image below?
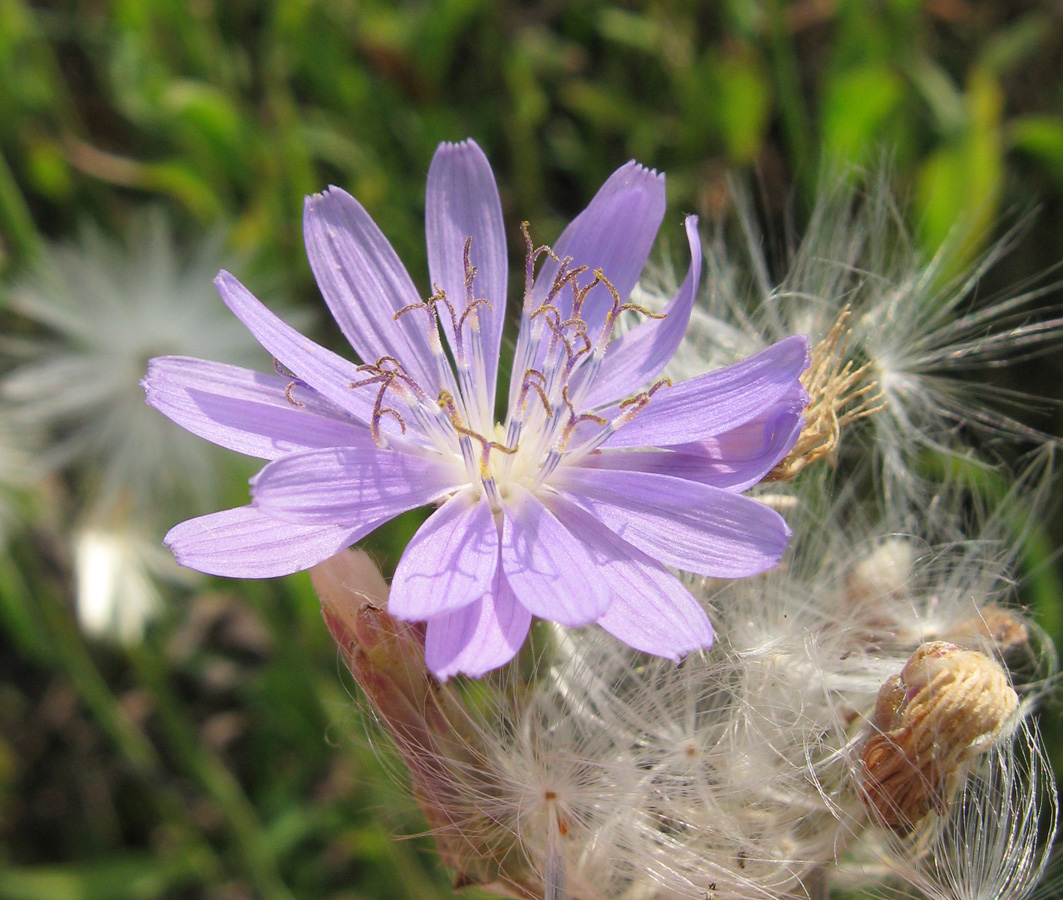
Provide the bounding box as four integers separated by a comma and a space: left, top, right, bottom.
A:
1, 1, 1062, 898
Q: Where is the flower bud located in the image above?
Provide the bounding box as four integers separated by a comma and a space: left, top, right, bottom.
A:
860, 641, 1019, 831
311, 549, 541, 898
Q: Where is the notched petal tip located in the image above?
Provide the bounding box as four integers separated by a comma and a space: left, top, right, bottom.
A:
437, 136, 483, 154
303, 185, 361, 220
140, 354, 182, 395
621, 159, 664, 183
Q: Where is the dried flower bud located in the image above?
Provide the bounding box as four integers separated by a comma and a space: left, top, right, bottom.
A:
860, 641, 1019, 831
947, 604, 1030, 658
311, 549, 541, 899
845, 538, 913, 606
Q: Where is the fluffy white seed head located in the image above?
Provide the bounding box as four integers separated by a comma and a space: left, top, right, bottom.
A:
0, 211, 286, 524
316, 171, 1060, 900
650, 172, 1063, 509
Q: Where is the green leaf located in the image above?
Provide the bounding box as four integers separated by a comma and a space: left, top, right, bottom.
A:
0, 851, 210, 900
821, 64, 904, 164
139, 159, 224, 221
1009, 115, 1063, 184
713, 53, 772, 165
916, 67, 1003, 276
161, 80, 244, 158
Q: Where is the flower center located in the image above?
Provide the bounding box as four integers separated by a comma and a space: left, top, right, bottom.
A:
335, 228, 671, 511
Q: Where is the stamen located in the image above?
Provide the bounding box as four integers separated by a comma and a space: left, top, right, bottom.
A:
517, 369, 552, 417
521, 222, 564, 308
765, 308, 886, 482
543, 386, 607, 472
618, 300, 667, 320
462, 237, 477, 305
438, 390, 517, 466
530, 303, 561, 332
560, 318, 592, 360
561, 385, 607, 430
457, 297, 493, 333
284, 382, 305, 408
544, 261, 589, 311
273, 358, 307, 408
558, 376, 673, 471
617, 376, 672, 416
370, 407, 407, 448
394, 287, 457, 333
348, 360, 408, 447
531, 303, 573, 363
348, 356, 455, 450
273, 358, 298, 379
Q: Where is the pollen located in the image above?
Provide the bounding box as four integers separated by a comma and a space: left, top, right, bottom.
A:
766, 307, 885, 482
859, 641, 1019, 832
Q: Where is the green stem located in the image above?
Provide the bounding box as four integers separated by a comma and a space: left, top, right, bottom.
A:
27, 565, 220, 887
0, 150, 42, 265
765, 0, 814, 190
128, 647, 299, 900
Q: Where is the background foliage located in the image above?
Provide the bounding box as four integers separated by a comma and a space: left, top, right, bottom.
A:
0, 1, 1061, 898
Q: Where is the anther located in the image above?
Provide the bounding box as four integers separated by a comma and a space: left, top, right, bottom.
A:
284, 382, 305, 408
521, 222, 565, 304
370, 407, 407, 448
618, 300, 667, 320
570, 270, 606, 320
273, 358, 298, 379
437, 390, 516, 470
462, 237, 477, 299
560, 318, 592, 358
557, 385, 607, 450
618, 377, 672, 413
394, 287, 454, 328
273, 358, 307, 408
457, 297, 493, 332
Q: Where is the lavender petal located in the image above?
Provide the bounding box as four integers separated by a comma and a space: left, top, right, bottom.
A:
546, 494, 713, 659
602, 335, 811, 447
165, 506, 359, 578
144, 356, 375, 459
531, 161, 666, 332
552, 466, 791, 578
303, 188, 439, 388
424, 573, 532, 680
390, 491, 500, 620
425, 140, 507, 404
583, 215, 702, 408
578, 405, 803, 491
250, 446, 459, 526
499, 485, 612, 626
214, 271, 384, 426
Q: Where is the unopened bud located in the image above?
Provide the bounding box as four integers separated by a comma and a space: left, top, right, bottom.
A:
860, 641, 1019, 831
310, 549, 539, 898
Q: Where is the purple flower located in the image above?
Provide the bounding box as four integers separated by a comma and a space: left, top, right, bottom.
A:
143, 139, 809, 679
